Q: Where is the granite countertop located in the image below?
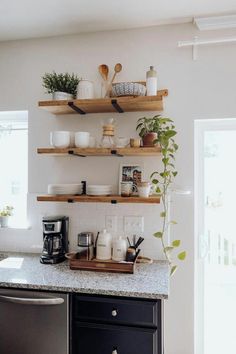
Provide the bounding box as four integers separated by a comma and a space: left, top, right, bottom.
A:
0, 253, 169, 299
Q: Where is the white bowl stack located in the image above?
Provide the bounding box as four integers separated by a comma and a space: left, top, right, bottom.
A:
86, 185, 112, 196
48, 184, 83, 195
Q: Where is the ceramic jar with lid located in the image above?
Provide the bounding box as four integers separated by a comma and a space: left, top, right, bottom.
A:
96, 229, 112, 260
112, 237, 127, 261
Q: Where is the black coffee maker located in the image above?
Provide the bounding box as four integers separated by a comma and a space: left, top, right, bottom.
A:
40, 216, 69, 264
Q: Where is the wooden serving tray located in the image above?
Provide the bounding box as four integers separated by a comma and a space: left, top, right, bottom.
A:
69, 257, 136, 274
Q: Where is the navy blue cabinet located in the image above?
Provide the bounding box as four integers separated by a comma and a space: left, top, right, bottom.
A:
72, 294, 163, 354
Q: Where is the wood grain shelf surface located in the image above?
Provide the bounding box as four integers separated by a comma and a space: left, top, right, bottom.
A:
38, 90, 168, 115
37, 195, 160, 204
37, 147, 161, 157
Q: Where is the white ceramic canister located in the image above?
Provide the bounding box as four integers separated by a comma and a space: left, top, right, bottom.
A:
52, 91, 73, 100
77, 80, 94, 99
112, 237, 127, 261
50, 131, 70, 148
146, 66, 157, 96
75, 132, 90, 148
96, 229, 112, 260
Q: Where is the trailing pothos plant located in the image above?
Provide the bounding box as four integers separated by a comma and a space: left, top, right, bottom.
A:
150, 116, 186, 276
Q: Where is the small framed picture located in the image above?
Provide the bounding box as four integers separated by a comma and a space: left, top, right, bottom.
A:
119, 164, 143, 195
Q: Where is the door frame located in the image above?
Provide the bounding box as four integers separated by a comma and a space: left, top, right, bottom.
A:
194, 118, 236, 354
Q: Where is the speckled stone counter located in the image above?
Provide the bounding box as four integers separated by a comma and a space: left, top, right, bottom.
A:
0, 253, 169, 299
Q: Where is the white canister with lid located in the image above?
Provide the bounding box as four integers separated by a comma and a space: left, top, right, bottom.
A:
96, 229, 112, 260
112, 237, 127, 261
77, 80, 94, 99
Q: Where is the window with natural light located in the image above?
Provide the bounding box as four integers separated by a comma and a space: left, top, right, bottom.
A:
0, 111, 28, 228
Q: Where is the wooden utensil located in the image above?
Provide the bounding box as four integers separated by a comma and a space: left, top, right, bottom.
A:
105, 63, 122, 97
98, 64, 109, 81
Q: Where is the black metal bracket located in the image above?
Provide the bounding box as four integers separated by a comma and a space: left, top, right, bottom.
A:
111, 99, 124, 113
111, 200, 118, 204
81, 181, 87, 195
67, 199, 74, 203
68, 150, 86, 158
68, 101, 86, 115
111, 149, 123, 157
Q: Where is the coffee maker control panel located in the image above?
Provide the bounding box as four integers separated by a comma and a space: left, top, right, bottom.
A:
43, 221, 62, 234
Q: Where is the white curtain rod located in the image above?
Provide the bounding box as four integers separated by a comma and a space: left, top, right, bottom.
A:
178, 36, 236, 47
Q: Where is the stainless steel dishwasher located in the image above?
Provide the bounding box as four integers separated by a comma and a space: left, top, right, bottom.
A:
0, 288, 69, 354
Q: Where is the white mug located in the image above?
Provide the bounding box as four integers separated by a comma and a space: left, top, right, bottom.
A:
50, 131, 70, 148
77, 80, 94, 99
75, 132, 90, 148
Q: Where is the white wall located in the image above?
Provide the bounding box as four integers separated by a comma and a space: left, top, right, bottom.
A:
0, 23, 235, 354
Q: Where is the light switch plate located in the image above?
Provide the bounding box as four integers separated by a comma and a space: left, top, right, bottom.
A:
124, 216, 144, 234
106, 215, 118, 232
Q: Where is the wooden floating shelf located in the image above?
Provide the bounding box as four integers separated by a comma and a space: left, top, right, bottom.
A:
38, 89, 168, 115
37, 195, 160, 204
37, 147, 161, 157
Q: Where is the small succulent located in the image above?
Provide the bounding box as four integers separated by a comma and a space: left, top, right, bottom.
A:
42, 71, 81, 97
0, 205, 14, 217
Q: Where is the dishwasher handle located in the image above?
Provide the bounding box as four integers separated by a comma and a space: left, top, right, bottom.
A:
0, 295, 64, 306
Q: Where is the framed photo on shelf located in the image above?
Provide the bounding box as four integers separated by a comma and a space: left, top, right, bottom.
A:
119, 163, 143, 195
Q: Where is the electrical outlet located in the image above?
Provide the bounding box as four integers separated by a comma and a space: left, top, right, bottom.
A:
105, 215, 118, 233
124, 216, 144, 234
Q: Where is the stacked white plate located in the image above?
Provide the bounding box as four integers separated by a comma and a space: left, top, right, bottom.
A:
87, 185, 112, 196
48, 184, 83, 195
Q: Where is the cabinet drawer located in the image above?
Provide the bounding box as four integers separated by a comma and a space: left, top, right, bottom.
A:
73, 295, 159, 327
73, 321, 158, 354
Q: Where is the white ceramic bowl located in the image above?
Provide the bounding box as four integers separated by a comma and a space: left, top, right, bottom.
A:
50, 131, 70, 148
75, 132, 90, 148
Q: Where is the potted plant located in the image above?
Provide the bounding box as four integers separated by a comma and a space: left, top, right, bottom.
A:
0, 206, 14, 228
149, 117, 186, 275
136, 115, 161, 146
42, 71, 81, 100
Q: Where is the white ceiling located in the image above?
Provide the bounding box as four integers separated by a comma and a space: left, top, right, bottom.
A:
0, 0, 236, 41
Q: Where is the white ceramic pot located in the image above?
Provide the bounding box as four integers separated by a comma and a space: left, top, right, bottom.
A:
137, 182, 152, 198
75, 132, 90, 148
50, 131, 70, 148
76, 80, 94, 99
52, 91, 74, 100
0, 216, 9, 228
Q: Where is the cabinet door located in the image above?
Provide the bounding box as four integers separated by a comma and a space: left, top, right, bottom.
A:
73, 321, 158, 354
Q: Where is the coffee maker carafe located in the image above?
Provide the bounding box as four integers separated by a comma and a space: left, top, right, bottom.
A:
40, 216, 69, 264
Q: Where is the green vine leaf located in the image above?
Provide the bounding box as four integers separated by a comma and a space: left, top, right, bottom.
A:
153, 232, 163, 238
170, 265, 178, 276
155, 187, 161, 193
170, 220, 177, 225
160, 211, 166, 217
178, 251, 186, 261
152, 179, 159, 184
172, 240, 181, 247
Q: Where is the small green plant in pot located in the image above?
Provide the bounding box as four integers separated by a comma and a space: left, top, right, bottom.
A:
42, 71, 81, 100
136, 115, 162, 146
0, 206, 14, 228
149, 117, 186, 275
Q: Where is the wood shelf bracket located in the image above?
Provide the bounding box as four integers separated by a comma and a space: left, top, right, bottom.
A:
68, 101, 86, 115
111, 99, 124, 113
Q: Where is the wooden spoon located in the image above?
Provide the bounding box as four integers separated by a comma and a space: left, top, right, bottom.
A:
105, 63, 122, 97
98, 64, 109, 81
